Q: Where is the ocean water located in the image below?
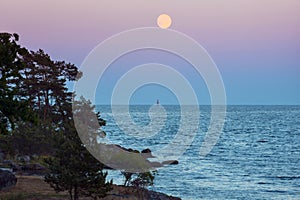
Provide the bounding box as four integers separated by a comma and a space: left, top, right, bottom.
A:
96, 105, 300, 200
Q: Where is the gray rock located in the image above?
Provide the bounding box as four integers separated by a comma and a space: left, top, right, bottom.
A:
142, 148, 155, 159
0, 169, 17, 190
17, 155, 31, 163
141, 148, 152, 153
21, 163, 47, 175
1, 160, 20, 172
147, 189, 182, 200
162, 160, 179, 165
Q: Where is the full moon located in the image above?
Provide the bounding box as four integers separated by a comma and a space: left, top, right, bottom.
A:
157, 14, 172, 29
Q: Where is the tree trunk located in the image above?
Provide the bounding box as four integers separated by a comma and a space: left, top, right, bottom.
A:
69, 189, 73, 200
74, 185, 79, 200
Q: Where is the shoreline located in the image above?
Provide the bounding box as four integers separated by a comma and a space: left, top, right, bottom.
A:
0, 175, 181, 200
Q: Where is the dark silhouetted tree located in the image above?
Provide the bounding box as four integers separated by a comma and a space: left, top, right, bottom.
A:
0, 33, 37, 134
44, 98, 112, 200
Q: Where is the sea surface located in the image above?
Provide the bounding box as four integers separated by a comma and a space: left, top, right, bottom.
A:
96, 105, 300, 200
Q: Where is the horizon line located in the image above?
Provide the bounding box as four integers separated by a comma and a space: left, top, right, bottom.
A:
95, 104, 300, 106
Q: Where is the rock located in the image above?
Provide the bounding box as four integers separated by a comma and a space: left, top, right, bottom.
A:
21, 163, 47, 175
132, 150, 140, 154
115, 144, 129, 152
103, 185, 181, 200
17, 155, 31, 163
148, 161, 162, 168
22, 163, 46, 170
0, 169, 17, 190
141, 148, 151, 153
147, 189, 182, 200
162, 160, 179, 165
1, 160, 20, 172
141, 148, 156, 159
127, 148, 140, 153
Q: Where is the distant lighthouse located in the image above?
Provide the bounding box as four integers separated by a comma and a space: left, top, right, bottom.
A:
156, 99, 160, 105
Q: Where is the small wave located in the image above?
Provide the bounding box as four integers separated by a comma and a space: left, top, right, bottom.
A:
277, 176, 300, 180
263, 190, 287, 194
259, 176, 300, 180
257, 182, 270, 185
257, 140, 268, 143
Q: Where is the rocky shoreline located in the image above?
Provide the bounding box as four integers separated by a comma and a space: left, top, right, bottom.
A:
0, 146, 181, 199
0, 175, 181, 200
103, 185, 181, 200
0, 152, 181, 200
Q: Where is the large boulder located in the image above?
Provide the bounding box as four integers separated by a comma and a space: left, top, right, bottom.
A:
1, 160, 20, 172
0, 169, 17, 190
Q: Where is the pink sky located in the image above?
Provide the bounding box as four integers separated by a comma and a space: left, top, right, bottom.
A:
1, 0, 299, 64
1, 0, 300, 104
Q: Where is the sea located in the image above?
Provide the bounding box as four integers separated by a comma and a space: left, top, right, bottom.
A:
96, 105, 300, 200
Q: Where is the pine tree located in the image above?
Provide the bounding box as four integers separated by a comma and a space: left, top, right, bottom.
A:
44, 98, 112, 200
1, 33, 112, 199
0, 33, 37, 134
20, 49, 81, 125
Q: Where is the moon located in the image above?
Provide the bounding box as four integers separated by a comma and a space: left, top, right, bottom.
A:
157, 14, 172, 29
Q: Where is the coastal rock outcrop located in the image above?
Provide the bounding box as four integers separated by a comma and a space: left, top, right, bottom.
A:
103, 185, 182, 200
99, 144, 180, 172
147, 189, 182, 200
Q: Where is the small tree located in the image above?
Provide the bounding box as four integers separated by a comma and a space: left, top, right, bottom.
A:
121, 170, 156, 199
122, 171, 133, 186
45, 121, 112, 200
44, 99, 112, 200
131, 171, 156, 189
122, 170, 156, 188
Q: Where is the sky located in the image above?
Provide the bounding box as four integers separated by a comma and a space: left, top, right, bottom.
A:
1, 0, 300, 105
